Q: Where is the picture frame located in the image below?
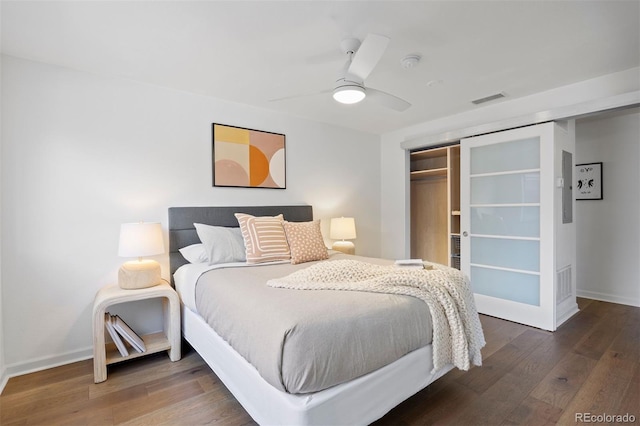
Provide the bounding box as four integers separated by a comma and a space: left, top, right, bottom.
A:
575, 162, 603, 200
212, 123, 286, 189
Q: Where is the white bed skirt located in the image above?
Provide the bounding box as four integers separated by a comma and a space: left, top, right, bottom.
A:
182, 306, 452, 426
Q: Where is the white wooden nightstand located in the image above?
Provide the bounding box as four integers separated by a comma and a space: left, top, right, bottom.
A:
92, 281, 181, 383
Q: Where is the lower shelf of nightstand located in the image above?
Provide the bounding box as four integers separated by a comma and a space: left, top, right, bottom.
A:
105, 332, 171, 365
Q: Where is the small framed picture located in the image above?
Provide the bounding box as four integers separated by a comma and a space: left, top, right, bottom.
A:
575, 162, 603, 200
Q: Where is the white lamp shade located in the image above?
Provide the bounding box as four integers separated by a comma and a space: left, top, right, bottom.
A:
330, 217, 357, 240
333, 85, 366, 104
118, 222, 165, 258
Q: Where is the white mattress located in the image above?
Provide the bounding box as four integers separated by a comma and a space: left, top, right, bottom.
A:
175, 261, 453, 425
182, 305, 451, 425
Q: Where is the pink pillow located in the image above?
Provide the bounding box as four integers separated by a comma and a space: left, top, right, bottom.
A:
283, 220, 329, 265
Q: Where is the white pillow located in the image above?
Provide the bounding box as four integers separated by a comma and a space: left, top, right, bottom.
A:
194, 223, 246, 265
179, 243, 209, 264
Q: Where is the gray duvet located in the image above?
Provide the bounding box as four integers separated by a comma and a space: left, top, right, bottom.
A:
195, 253, 432, 394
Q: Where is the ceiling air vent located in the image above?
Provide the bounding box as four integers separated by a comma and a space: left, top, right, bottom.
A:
471, 92, 506, 105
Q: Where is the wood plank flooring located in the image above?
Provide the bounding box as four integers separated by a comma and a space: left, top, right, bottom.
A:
2, 298, 638, 425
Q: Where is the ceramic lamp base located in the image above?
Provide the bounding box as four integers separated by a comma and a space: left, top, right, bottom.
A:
118, 259, 162, 289
332, 240, 355, 255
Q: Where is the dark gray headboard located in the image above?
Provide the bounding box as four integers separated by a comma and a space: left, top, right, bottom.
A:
168, 205, 313, 281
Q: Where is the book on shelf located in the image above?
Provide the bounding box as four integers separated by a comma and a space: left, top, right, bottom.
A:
104, 312, 129, 357
394, 259, 434, 270
110, 314, 146, 353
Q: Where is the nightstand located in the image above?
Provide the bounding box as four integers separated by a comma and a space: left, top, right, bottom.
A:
92, 281, 181, 383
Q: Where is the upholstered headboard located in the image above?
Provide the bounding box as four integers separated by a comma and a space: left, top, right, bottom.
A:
168, 205, 313, 281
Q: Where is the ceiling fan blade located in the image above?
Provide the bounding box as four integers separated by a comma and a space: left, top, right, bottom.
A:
367, 87, 411, 112
348, 34, 390, 81
268, 89, 332, 103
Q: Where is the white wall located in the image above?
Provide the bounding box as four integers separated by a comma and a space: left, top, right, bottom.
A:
380, 68, 640, 260
0, 55, 381, 376
0, 33, 6, 391
574, 110, 640, 306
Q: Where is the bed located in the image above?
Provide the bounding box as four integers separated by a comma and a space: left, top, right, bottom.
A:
169, 205, 482, 425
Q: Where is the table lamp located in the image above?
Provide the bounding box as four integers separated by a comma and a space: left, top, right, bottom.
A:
118, 222, 164, 289
330, 217, 357, 255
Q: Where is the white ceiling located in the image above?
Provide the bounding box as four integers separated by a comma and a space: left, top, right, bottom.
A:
2, 1, 639, 135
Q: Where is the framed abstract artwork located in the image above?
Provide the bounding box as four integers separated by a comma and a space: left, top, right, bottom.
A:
575, 162, 603, 200
212, 123, 286, 189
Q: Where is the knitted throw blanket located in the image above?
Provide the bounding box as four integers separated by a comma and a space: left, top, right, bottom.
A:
267, 259, 485, 372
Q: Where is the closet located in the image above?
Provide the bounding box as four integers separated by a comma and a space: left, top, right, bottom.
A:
409, 144, 460, 268
409, 122, 578, 331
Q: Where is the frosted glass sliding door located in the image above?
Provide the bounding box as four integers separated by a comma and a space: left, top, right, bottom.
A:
461, 123, 555, 331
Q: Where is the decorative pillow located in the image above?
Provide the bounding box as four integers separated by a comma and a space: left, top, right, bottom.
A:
194, 223, 246, 265
179, 243, 209, 264
234, 213, 291, 264
283, 220, 329, 265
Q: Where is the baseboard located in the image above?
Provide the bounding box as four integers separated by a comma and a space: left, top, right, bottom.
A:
0, 366, 8, 395
3, 346, 93, 387
577, 289, 640, 307
556, 302, 580, 328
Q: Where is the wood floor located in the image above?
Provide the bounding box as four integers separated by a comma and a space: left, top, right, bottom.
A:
2, 298, 638, 425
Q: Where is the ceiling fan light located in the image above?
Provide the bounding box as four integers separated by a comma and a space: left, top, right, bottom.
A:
333, 85, 366, 104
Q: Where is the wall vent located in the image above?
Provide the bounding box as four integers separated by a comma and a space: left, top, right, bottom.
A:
556, 265, 572, 304
472, 92, 506, 105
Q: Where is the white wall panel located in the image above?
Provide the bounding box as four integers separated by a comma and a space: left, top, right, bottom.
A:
575, 110, 640, 306
0, 55, 381, 373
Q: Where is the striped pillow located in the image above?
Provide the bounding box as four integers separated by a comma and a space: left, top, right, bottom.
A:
234, 213, 291, 264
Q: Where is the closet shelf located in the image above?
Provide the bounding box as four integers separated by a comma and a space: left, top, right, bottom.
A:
410, 168, 448, 180
410, 147, 448, 160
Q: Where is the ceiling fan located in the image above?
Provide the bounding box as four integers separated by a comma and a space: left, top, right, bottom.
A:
271, 34, 411, 112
